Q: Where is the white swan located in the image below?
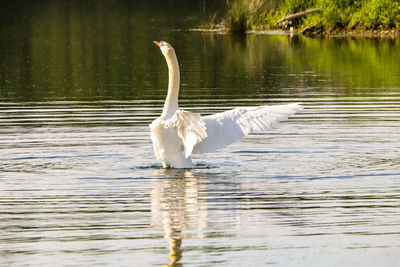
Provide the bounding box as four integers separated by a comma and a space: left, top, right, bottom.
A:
150, 41, 302, 168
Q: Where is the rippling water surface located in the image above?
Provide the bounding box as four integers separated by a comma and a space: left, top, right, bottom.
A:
1, 1, 400, 266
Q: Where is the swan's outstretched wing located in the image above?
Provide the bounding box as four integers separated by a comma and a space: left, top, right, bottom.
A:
163, 110, 208, 158
193, 103, 302, 154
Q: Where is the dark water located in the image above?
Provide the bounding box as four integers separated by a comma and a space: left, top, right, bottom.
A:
1, 1, 400, 266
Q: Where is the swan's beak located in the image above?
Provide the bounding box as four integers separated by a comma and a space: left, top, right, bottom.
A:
153, 41, 161, 47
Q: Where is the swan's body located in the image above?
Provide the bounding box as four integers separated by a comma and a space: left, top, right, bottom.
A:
150, 41, 302, 168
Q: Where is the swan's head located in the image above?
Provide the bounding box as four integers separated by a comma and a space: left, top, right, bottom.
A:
153, 41, 175, 57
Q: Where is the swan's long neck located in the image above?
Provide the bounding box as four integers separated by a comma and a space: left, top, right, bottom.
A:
161, 50, 180, 119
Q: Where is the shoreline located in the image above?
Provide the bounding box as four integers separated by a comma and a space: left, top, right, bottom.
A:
190, 26, 400, 39
301, 27, 400, 38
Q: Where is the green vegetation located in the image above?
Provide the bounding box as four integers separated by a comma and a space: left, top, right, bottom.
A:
350, 0, 400, 28
224, 0, 278, 33
221, 0, 400, 35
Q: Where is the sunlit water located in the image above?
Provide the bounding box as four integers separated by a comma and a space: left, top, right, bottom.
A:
1, 2, 400, 266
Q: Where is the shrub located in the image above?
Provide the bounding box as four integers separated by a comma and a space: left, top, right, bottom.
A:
280, 0, 316, 14
349, 0, 400, 29
319, 0, 360, 28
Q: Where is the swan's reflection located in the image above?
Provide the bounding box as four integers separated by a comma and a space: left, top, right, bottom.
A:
151, 169, 207, 266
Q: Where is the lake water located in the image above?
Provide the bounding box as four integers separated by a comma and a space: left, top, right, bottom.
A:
1, 1, 400, 266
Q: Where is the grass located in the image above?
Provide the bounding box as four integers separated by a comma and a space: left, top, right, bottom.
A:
224, 0, 279, 33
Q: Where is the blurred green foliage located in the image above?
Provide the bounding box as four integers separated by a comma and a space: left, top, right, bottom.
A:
223, 0, 400, 32
350, 0, 400, 28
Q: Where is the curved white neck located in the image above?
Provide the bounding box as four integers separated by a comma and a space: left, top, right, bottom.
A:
161, 50, 180, 119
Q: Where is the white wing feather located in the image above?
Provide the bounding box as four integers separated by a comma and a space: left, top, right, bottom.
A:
163, 110, 208, 158
193, 103, 302, 154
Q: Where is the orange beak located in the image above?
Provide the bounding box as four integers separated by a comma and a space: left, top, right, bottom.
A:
153, 41, 161, 47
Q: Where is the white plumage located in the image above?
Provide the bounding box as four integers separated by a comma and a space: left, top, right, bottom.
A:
151, 41, 302, 168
